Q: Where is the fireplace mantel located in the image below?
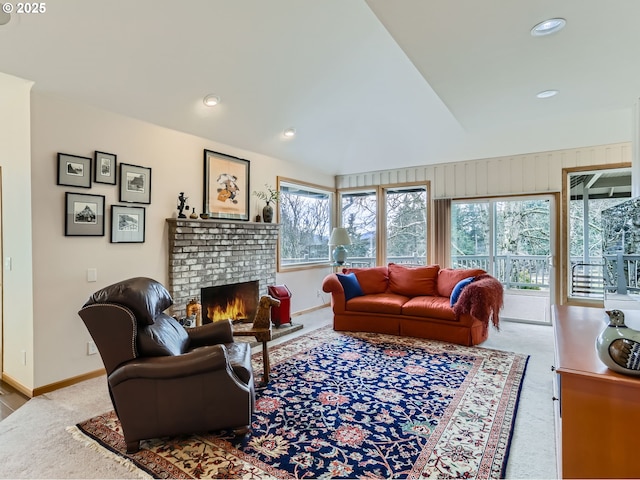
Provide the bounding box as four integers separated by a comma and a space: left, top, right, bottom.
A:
166, 218, 279, 317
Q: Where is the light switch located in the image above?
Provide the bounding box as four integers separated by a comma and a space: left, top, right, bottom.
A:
87, 268, 97, 282
4, 257, 11, 271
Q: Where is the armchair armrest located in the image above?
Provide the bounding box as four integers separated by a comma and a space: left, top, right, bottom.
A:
108, 344, 229, 387
186, 319, 234, 348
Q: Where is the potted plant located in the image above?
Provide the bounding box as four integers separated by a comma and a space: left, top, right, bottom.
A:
252, 184, 280, 222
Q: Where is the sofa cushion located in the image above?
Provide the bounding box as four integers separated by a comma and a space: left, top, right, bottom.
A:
346, 293, 408, 315
402, 296, 457, 321
344, 266, 389, 295
450, 277, 475, 306
336, 272, 365, 301
437, 268, 486, 298
388, 263, 439, 297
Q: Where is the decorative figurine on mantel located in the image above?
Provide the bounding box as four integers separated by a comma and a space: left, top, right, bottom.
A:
177, 192, 189, 218
252, 184, 280, 223
596, 309, 640, 376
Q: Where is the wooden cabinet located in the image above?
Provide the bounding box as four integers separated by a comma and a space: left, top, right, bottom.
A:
553, 305, 640, 479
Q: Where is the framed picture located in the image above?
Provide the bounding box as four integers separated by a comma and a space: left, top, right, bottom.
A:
110, 205, 145, 243
94, 151, 117, 185
119, 163, 151, 204
203, 149, 250, 221
57, 153, 91, 188
64, 192, 105, 236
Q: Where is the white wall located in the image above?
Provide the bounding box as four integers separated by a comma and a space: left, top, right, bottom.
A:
337, 143, 631, 198
28, 92, 334, 389
0, 72, 35, 390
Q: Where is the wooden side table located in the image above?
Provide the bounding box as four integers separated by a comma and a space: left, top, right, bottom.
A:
232, 321, 272, 384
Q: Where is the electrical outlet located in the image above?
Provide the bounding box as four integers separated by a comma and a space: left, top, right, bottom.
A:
20, 350, 26, 366
317, 289, 322, 297
87, 341, 98, 355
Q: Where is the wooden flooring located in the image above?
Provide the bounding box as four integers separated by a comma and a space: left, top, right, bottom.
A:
0, 380, 29, 420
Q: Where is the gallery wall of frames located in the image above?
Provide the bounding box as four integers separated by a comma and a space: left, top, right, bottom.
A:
57, 151, 150, 243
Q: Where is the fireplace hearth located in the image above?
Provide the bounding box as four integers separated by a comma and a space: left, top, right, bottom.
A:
201, 281, 259, 323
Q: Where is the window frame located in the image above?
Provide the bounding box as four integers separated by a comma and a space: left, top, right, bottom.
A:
337, 181, 430, 267
276, 177, 336, 272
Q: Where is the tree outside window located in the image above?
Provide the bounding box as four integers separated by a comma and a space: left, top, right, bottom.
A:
278, 180, 333, 267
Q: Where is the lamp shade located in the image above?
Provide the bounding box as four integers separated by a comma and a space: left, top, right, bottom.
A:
329, 227, 351, 246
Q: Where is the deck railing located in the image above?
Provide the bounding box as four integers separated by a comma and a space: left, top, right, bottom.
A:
602, 253, 640, 295
349, 254, 552, 290
287, 252, 640, 295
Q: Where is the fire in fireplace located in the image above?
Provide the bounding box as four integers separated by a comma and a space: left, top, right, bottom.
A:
201, 280, 259, 323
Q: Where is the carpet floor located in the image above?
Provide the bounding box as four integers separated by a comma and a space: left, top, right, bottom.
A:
70, 326, 528, 479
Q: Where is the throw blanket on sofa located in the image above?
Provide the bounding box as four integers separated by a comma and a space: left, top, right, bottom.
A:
453, 274, 504, 332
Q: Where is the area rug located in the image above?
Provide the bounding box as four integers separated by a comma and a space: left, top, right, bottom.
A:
69, 326, 528, 479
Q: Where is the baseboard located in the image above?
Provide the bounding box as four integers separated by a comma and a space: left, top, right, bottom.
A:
1, 372, 32, 398
292, 303, 330, 317
32, 368, 106, 397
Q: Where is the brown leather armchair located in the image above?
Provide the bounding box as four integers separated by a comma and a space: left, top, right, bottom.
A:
78, 277, 255, 453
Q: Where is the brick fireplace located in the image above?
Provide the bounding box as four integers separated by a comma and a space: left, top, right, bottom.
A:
166, 219, 279, 318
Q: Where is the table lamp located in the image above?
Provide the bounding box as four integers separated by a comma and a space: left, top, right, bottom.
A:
329, 227, 352, 265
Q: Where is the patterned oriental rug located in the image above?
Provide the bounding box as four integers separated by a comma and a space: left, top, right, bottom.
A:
69, 326, 528, 479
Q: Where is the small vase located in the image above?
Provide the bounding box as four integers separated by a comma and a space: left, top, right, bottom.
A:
263, 202, 274, 223
189, 208, 198, 219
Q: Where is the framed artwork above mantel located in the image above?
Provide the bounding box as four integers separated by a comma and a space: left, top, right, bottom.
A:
203, 149, 250, 221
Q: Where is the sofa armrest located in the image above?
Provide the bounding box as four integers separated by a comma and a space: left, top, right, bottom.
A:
322, 273, 346, 314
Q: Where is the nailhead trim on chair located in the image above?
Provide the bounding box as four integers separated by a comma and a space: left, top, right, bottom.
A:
83, 303, 138, 358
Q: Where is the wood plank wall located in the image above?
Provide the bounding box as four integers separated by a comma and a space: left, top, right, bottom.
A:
336, 142, 631, 198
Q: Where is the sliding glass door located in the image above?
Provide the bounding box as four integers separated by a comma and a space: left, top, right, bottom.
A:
451, 195, 554, 324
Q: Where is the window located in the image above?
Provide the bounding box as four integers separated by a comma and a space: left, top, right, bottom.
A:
566, 167, 631, 300
278, 178, 334, 269
339, 184, 428, 267
340, 190, 377, 267
384, 186, 427, 265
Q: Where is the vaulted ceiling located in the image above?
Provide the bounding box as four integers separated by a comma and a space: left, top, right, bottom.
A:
1, 0, 639, 175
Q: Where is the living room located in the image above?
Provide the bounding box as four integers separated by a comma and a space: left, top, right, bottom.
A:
1, 1, 640, 478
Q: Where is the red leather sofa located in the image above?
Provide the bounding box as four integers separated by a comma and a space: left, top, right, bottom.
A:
322, 263, 502, 346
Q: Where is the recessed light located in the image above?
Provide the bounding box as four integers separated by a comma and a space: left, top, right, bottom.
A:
531, 18, 566, 36
283, 128, 296, 138
536, 89, 559, 99
203, 94, 220, 107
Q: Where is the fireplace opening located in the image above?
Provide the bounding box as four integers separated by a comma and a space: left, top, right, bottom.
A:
201, 280, 259, 323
